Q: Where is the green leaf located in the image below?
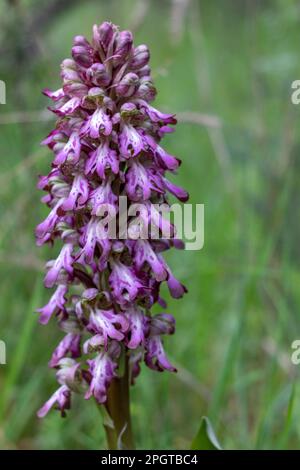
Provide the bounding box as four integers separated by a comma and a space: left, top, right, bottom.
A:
191, 416, 222, 450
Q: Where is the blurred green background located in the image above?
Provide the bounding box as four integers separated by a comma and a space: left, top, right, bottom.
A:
1, 0, 300, 450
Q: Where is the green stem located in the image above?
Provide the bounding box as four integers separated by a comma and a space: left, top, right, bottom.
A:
103, 353, 135, 450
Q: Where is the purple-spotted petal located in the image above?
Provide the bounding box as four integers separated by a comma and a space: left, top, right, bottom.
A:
109, 260, 144, 307
62, 174, 89, 211
85, 342, 121, 403
54, 97, 81, 117
37, 284, 68, 324
145, 335, 176, 372
89, 107, 112, 138
37, 385, 71, 418
134, 240, 167, 281
54, 132, 81, 166
85, 142, 119, 178
125, 306, 149, 349
119, 124, 144, 158
87, 309, 129, 347
49, 333, 81, 367
44, 244, 74, 288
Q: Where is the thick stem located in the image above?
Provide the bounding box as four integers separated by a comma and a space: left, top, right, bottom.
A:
103, 353, 135, 450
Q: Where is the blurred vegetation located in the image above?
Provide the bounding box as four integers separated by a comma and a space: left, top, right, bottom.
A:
0, 0, 300, 450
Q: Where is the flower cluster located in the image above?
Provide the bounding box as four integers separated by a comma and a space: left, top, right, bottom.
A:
36, 22, 188, 417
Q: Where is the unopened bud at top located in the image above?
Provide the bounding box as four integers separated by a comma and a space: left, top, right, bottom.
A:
113, 30, 133, 66
92, 22, 114, 53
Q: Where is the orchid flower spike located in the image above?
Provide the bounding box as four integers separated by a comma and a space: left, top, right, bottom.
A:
36, 21, 188, 419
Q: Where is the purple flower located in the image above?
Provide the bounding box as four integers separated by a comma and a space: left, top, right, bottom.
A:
72, 35, 94, 68
44, 243, 74, 288
54, 96, 81, 117
87, 63, 111, 87
62, 174, 89, 211
87, 309, 129, 347
109, 260, 145, 307
36, 199, 64, 243
138, 100, 176, 124
85, 342, 120, 403
37, 385, 71, 418
54, 132, 81, 166
125, 306, 149, 349
89, 180, 117, 215
125, 160, 152, 201
36, 21, 188, 417
43, 88, 64, 101
86, 106, 112, 138
163, 178, 189, 202
83, 334, 105, 353
77, 218, 111, 269
145, 335, 176, 372
86, 141, 119, 178
119, 123, 144, 158
49, 333, 81, 367
145, 313, 176, 372
37, 284, 68, 324
116, 73, 139, 97
92, 22, 114, 54
165, 267, 188, 299
56, 358, 83, 391
112, 30, 133, 66
130, 45, 150, 71
133, 240, 167, 282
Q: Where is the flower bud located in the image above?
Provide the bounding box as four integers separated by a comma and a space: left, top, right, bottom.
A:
92, 22, 114, 52
120, 102, 139, 120
130, 45, 150, 70
81, 86, 105, 109
87, 63, 110, 87
61, 68, 80, 83
56, 358, 82, 392
73, 35, 91, 48
72, 46, 93, 67
113, 30, 133, 65
72, 37, 93, 68
61, 58, 76, 68
88, 86, 105, 98
136, 79, 157, 101
138, 65, 151, 78
116, 72, 139, 97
